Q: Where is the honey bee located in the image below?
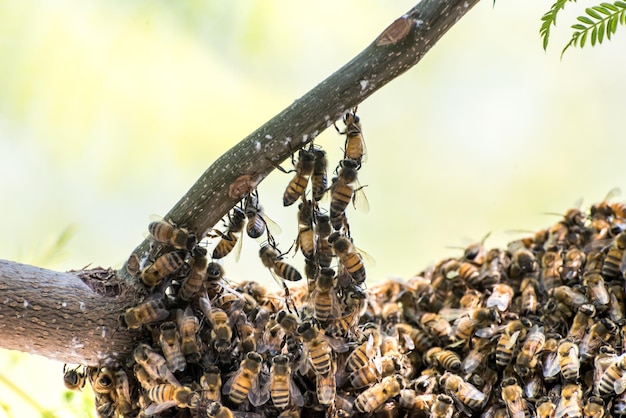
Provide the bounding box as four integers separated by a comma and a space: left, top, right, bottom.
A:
346, 328, 382, 373
495, 320, 527, 369
330, 233, 366, 284
114, 369, 133, 416
515, 325, 545, 376
519, 276, 539, 314
557, 339, 580, 381
603, 231, 626, 278
562, 247, 586, 284
296, 200, 315, 260
94, 392, 116, 418
148, 219, 196, 250
330, 158, 368, 230
613, 390, 626, 418
424, 347, 462, 373
556, 383, 582, 418
298, 321, 333, 376
580, 318, 617, 360
159, 321, 186, 373
223, 351, 267, 406
541, 249, 563, 291
349, 359, 381, 389
205, 261, 226, 298
282, 148, 316, 207
88, 367, 115, 394
318, 370, 337, 406
177, 307, 201, 363
584, 396, 605, 418
551, 286, 588, 310
140, 251, 185, 287
121, 297, 169, 329
179, 246, 208, 302
201, 366, 222, 403
444, 307, 498, 342
207, 307, 233, 352
63, 364, 86, 391
486, 283, 514, 312
500, 377, 526, 418
584, 272, 609, 309
462, 336, 492, 373
439, 372, 485, 414
565, 304, 595, 342
335, 108, 367, 167
212, 206, 246, 261
259, 244, 303, 289
596, 354, 626, 397
205, 402, 235, 418
354, 375, 402, 413
536, 396, 556, 418
430, 394, 455, 418
509, 246, 540, 278
270, 355, 303, 409
312, 148, 328, 202
393, 323, 436, 352
311, 267, 341, 322
145, 384, 198, 415
133, 343, 179, 386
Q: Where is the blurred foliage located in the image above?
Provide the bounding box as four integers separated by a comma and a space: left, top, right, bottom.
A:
540, 0, 626, 55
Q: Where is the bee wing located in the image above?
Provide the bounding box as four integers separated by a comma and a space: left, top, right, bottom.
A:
616, 375, 626, 395
222, 372, 238, 395
262, 212, 283, 237
475, 324, 500, 339
233, 231, 244, 263
290, 377, 305, 407
144, 400, 177, 416
248, 373, 271, 407
507, 395, 526, 418
439, 308, 472, 322
322, 334, 351, 353
543, 351, 561, 378
351, 182, 369, 213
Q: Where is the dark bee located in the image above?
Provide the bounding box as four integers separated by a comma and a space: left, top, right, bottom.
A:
335, 108, 367, 167
212, 206, 246, 261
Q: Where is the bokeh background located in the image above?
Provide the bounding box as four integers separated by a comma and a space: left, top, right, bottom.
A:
1, 0, 624, 416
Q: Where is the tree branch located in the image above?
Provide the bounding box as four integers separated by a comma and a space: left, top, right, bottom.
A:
125, 0, 481, 276
0, 0, 480, 364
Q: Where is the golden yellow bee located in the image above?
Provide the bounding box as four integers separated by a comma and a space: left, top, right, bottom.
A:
314, 212, 334, 268
335, 108, 367, 167
311, 267, 341, 322
486, 283, 514, 312
354, 375, 402, 413
540, 248, 563, 291
63, 364, 86, 391
425, 347, 462, 373
495, 319, 527, 369
205, 402, 235, 418
556, 339, 580, 382
178, 246, 208, 302
282, 148, 316, 207
259, 244, 303, 302
330, 233, 366, 284
211, 206, 246, 261
556, 383, 582, 418
121, 297, 169, 329
298, 321, 333, 376
500, 377, 526, 418
207, 307, 233, 352
430, 394, 455, 418
177, 307, 201, 363
329, 158, 368, 230
393, 323, 436, 352
114, 368, 133, 416
515, 324, 545, 376
159, 321, 186, 373
145, 384, 198, 415
562, 247, 586, 284
140, 251, 185, 287
270, 354, 303, 409
88, 367, 115, 394
535, 397, 556, 418
584, 396, 605, 418
295, 199, 315, 260
603, 231, 626, 278
439, 372, 485, 414
223, 351, 267, 406
148, 219, 196, 250
133, 343, 180, 386
596, 353, 626, 397
200, 366, 222, 403
317, 366, 336, 406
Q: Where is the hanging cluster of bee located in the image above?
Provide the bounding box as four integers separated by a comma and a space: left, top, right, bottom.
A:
64, 109, 626, 418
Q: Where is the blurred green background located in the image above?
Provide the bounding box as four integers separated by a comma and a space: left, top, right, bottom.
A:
1, 0, 624, 416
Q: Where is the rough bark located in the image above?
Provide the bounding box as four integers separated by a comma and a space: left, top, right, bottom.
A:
0, 0, 480, 365
0, 260, 142, 365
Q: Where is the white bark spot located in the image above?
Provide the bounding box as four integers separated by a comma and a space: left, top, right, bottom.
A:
265, 134, 273, 139
359, 80, 369, 91
254, 141, 261, 151
302, 134, 308, 142
415, 19, 424, 27
71, 336, 84, 349
79, 302, 86, 311
23, 300, 29, 308
61, 302, 67, 308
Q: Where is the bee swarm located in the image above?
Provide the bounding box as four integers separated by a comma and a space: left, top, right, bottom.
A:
67, 111, 626, 418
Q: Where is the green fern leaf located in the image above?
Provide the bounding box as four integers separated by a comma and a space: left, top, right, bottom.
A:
591, 25, 598, 45
578, 15, 595, 24
541, 0, 577, 50
593, 5, 611, 15
580, 28, 589, 46
598, 19, 606, 42
602, 2, 619, 11
561, 1, 626, 55
587, 7, 602, 19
